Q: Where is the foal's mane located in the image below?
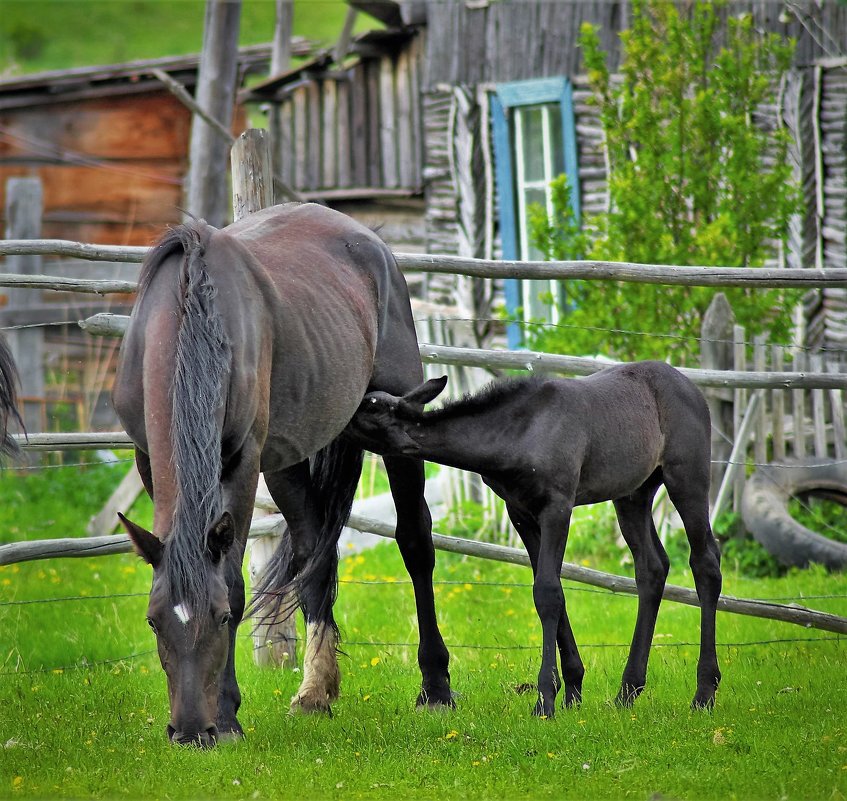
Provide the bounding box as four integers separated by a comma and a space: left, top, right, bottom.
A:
419, 375, 542, 421
141, 222, 233, 621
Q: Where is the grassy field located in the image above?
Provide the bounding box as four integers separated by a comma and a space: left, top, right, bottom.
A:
1, 461, 845, 800
0, 0, 364, 75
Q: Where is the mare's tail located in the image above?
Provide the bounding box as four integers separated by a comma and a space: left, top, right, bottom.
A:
0, 334, 24, 460
250, 436, 364, 637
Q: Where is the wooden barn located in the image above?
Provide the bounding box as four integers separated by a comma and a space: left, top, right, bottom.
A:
0, 43, 304, 429
244, 0, 847, 355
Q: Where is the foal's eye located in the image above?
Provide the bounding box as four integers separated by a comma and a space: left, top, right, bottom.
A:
219, 612, 232, 628
147, 617, 158, 634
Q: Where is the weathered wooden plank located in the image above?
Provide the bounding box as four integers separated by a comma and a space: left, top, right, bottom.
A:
753, 334, 769, 465
306, 80, 321, 189
395, 48, 414, 188
292, 86, 307, 189
771, 344, 786, 461
379, 56, 398, 188
321, 78, 338, 189
793, 351, 808, 458
366, 59, 382, 187
733, 325, 748, 511
827, 360, 847, 459
811, 354, 828, 456
336, 78, 352, 189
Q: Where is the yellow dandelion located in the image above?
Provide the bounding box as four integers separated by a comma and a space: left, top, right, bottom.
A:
370, 657, 380, 667
12, 777, 23, 788
463, 583, 472, 591
445, 730, 458, 740
363, 694, 371, 702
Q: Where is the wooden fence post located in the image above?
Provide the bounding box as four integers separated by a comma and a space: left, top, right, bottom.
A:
4, 178, 45, 443
700, 293, 735, 505
231, 129, 298, 669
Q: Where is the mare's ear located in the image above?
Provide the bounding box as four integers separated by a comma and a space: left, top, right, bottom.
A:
207, 511, 235, 564
401, 376, 448, 409
119, 513, 163, 568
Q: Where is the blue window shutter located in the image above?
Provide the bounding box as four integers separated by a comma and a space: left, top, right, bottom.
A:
490, 93, 522, 349
491, 77, 580, 349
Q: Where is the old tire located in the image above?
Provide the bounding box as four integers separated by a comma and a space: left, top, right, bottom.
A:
740, 458, 847, 570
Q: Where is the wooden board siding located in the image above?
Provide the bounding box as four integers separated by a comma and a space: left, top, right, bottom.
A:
422, 1, 847, 90
271, 35, 424, 196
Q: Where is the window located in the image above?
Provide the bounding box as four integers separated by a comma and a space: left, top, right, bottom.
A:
491, 78, 580, 348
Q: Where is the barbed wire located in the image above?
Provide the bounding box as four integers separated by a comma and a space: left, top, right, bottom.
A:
2, 634, 842, 677
2, 580, 845, 609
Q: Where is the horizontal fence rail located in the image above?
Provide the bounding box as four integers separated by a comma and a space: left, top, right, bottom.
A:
1, 511, 845, 636
2, 239, 847, 288
77, 314, 847, 390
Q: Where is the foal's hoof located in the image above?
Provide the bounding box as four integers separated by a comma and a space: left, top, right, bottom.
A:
416, 687, 457, 710
290, 692, 333, 716
532, 698, 556, 719
691, 691, 717, 711
614, 683, 643, 708
563, 688, 583, 709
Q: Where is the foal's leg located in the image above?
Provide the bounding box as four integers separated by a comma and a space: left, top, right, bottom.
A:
532, 501, 573, 718
505, 502, 583, 708
613, 487, 669, 707
384, 453, 453, 708
663, 471, 722, 709
264, 461, 341, 714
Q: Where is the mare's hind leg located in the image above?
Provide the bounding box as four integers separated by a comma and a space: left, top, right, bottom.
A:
505, 502, 583, 708
663, 467, 722, 709
613, 482, 669, 707
384, 453, 453, 708
264, 461, 341, 714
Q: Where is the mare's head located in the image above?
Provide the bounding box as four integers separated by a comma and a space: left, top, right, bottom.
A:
350, 376, 448, 455
119, 512, 235, 748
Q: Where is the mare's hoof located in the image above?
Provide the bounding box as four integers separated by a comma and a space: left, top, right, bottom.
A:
290, 693, 333, 716
563, 689, 583, 709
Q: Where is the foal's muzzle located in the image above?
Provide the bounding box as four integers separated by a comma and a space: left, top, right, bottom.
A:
167, 723, 219, 748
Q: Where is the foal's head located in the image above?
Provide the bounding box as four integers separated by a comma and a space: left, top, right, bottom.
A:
350, 376, 448, 454
120, 512, 235, 748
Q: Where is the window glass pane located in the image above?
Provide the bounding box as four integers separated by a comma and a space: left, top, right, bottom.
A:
548, 107, 564, 184
519, 107, 546, 184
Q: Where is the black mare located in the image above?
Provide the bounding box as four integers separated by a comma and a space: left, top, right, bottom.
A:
113, 203, 452, 747
348, 361, 723, 716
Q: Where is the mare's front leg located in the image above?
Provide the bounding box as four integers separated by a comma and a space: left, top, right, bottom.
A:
264, 460, 340, 714
505, 502, 584, 708
384, 454, 453, 708
613, 489, 669, 707
216, 436, 263, 739
532, 500, 573, 718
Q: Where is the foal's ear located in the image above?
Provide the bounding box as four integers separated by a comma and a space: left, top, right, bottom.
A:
206, 511, 235, 564
401, 376, 448, 408
119, 513, 163, 568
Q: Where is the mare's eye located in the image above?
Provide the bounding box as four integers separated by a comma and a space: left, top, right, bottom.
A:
147, 617, 158, 634
219, 612, 232, 628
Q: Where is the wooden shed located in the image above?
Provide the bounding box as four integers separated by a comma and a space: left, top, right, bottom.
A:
245, 0, 847, 353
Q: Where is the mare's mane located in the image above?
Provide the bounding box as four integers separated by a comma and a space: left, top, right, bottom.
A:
140, 221, 233, 623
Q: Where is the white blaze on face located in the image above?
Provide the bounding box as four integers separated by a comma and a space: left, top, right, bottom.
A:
173, 603, 191, 625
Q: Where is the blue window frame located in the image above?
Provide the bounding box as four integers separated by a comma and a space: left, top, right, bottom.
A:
491, 77, 580, 348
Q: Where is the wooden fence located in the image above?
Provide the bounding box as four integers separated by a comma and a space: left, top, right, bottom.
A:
2, 139, 847, 655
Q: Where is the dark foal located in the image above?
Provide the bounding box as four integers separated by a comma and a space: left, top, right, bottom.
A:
348, 361, 722, 716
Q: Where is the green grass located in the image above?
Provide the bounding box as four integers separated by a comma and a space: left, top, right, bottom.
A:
0, 0, 369, 75
1, 464, 846, 799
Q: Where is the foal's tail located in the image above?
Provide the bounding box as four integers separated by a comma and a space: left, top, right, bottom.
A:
250, 436, 364, 637
0, 333, 24, 461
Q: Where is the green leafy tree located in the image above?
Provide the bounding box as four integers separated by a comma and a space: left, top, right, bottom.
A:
529, 0, 800, 363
